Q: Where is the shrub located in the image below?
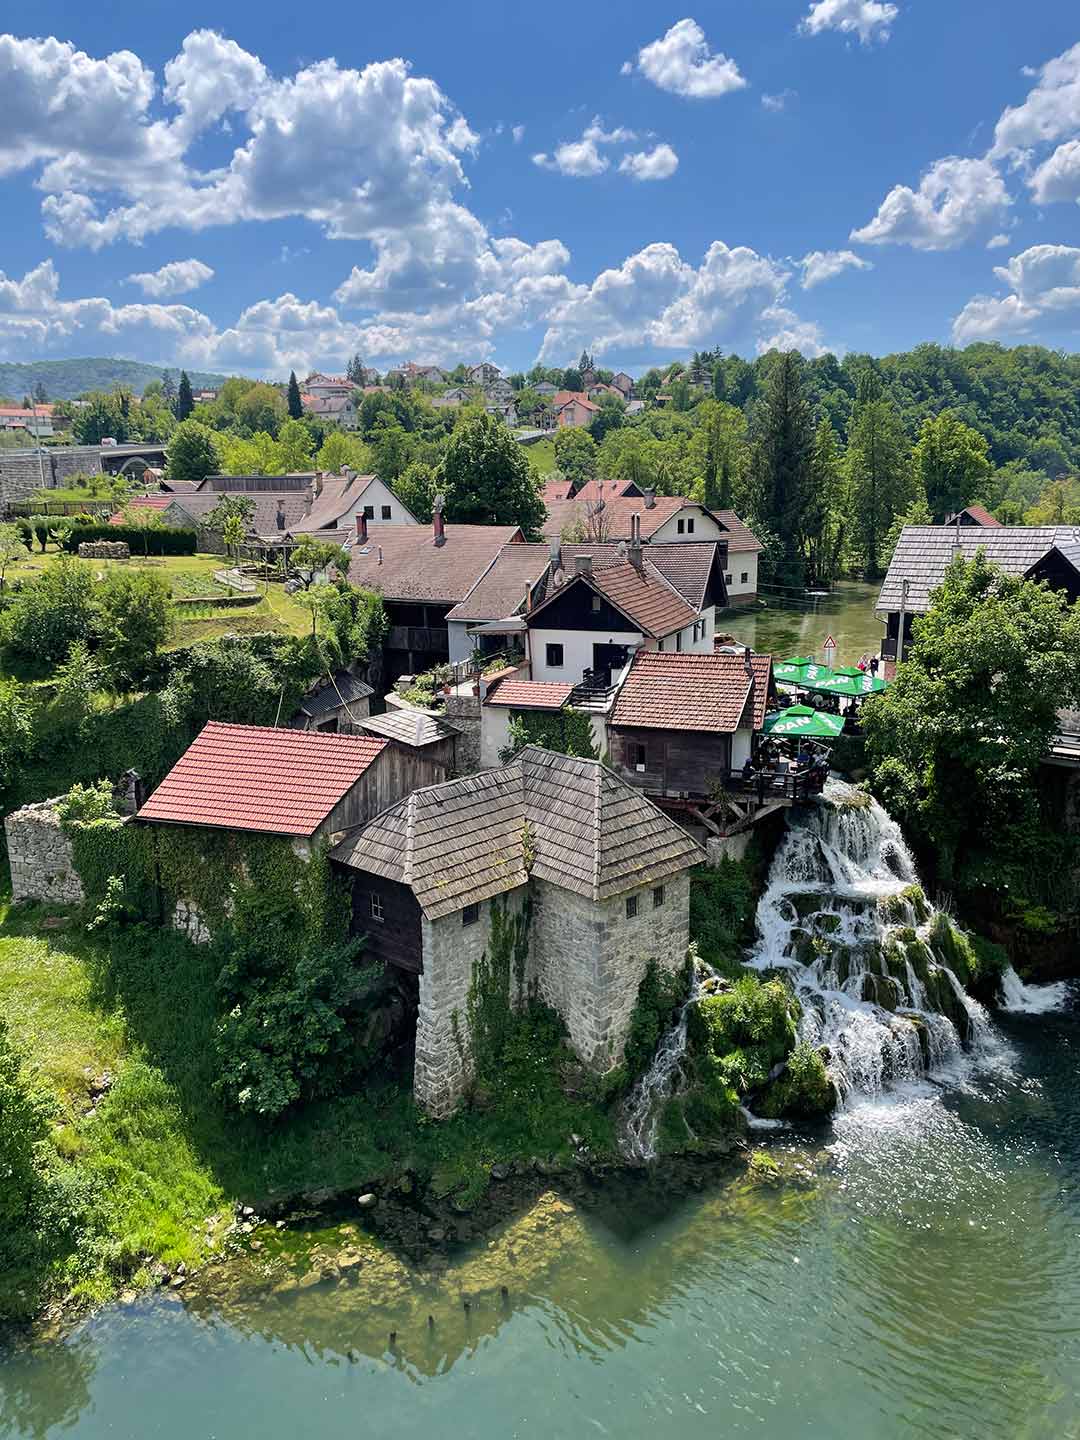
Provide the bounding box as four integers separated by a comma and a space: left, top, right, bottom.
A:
0, 557, 98, 664
689, 860, 757, 973
95, 569, 171, 690
623, 957, 688, 1083
759, 1041, 834, 1119
60, 523, 197, 556
55, 779, 118, 825
691, 975, 798, 1081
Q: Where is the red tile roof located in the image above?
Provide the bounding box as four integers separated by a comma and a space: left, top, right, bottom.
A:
958, 505, 1001, 527
611, 650, 775, 734
484, 679, 574, 710
109, 496, 173, 522
137, 722, 389, 836
569, 478, 639, 503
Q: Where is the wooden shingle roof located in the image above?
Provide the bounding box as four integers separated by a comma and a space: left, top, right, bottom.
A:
360, 709, 461, 747
876, 525, 1079, 616
137, 723, 389, 837
332, 746, 703, 918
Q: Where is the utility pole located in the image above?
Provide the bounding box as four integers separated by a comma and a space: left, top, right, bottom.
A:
29, 396, 46, 493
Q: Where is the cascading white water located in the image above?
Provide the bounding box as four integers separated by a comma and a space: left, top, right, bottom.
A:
621, 961, 716, 1162
746, 779, 996, 1106
999, 964, 1071, 1015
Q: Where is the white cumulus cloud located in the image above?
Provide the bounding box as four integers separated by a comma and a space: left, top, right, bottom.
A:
800, 0, 898, 44
850, 156, 1010, 250
798, 249, 873, 288
625, 18, 747, 100
1030, 138, 1080, 205
990, 43, 1080, 159
126, 258, 215, 297
952, 243, 1080, 343
618, 144, 679, 182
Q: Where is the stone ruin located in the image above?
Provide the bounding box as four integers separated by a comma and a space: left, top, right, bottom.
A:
78, 540, 131, 560
3, 799, 84, 905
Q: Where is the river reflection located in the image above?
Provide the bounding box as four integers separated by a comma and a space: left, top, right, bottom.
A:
1, 1007, 1078, 1440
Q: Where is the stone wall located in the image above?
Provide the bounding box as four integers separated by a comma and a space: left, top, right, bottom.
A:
3, 799, 85, 905
530, 872, 690, 1071
414, 886, 529, 1117
444, 694, 481, 774
78, 541, 131, 560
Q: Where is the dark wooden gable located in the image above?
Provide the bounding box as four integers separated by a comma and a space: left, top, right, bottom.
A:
341, 869, 424, 973
1026, 548, 1080, 606
526, 575, 640, 635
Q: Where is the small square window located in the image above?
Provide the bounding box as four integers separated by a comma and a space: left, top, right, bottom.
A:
687, 518, 695, 534
625, 894, 639, 919
370, 893, 384, 923
546, 643, 564, 668
653, 885, 665, 909
382, 505, 392, 520
363, 505, 375, 519
462, 902, 480, 927
741, 572, 749, 584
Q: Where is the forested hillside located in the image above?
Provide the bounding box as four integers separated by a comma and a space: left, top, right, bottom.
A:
0, 358, 232, 401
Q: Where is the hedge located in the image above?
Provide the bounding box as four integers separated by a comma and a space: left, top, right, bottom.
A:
60, 524, 197, 556
172, 593, 262, 611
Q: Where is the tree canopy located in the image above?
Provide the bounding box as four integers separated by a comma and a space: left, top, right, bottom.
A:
438, 412, 546, 536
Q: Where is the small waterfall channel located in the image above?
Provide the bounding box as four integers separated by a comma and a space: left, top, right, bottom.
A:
621, 779, 1070, 1157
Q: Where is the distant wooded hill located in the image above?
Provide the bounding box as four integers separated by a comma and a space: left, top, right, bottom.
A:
0, 358, 235, 402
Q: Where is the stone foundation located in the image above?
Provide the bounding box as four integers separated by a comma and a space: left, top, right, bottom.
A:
444, 694, 481, 774
3, 799, 84, 905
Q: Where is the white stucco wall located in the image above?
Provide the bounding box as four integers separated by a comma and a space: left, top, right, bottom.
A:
358, 476, 418, 526
647, 508, 725, 543
529, 627, 643, 683
722, 550, 759, 602
480, 703, 513, 768
447, 620, 473, 664
732, 728, 753, 769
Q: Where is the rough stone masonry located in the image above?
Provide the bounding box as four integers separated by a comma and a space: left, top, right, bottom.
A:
4, 799, 85, 905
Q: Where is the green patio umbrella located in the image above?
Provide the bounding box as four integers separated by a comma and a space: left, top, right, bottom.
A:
807, 667, 888, 699
774, 657, 834, 687
763, 704, 846, 738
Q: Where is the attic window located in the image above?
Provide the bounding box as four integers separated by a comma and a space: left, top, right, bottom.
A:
363, 505, 375, 519
741, 572, 749, 584
370, 893, 384, 924
686, 518, 695, 535
677, 519, 685, 535
591, 595, 601, 612
625, 894, 639, 919
462, 902, 480, 927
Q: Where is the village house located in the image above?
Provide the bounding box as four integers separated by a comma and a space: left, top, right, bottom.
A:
301, 391, 359, 429
330, 745, 703, 1116
346, 504, 525, 679
134, 722, 447, 941
289, 670, 374, 734
0, 404, 55, 438
484, 399, 519, 427
484, 377, 515, 403
543, 494, 762, 604
467, 362, 501, 386
524, 539, 714, 690
533, 381, 558, 398
304, 373, 355, 400
611, 372, 635, 400
607, 649, 776, 835
943, 504, 1001, 527
877, 525, 1080, 660
550, 391, 599, 429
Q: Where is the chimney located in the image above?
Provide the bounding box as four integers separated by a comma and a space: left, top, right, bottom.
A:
643, 489, 656, 509
356, 511, 369, 544
345, 468, 356, 483
574, 554, 593, 577
314, 471, 324, 497
432, 493, 446, 546
549, 536, 562, 572
276, 498, 286, 531
629, 513, 643, 572
744, 645, 754, 678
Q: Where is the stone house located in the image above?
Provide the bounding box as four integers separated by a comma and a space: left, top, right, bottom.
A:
331, 745, 703, 1116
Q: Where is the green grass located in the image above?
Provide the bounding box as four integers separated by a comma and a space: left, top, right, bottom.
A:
525, 438, 557, 476
0, 894, 618, 1320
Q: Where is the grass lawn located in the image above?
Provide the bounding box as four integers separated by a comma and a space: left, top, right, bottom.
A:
0, 890, 617, 1321
525, 438, 557, 476
5, 546, 313, 645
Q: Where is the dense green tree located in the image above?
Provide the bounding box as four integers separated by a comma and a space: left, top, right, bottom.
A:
176, 370, 194, 421
845, 371, 910, 578
346, 353, 366, 384
438, 411, 546, 535
0, 558, 97, 664
167, 420, 222, 483
236, 383, 285, 437
1026, 477, 1080, 525
561, 367, 583, 393
95, 570, 170, 690
316, 430, 370, 475
276, 417, 315, 474
286, 371, 303, 420
72, 392, 128, 445
590, 395, 626, 444
863, 552, 1080, 904
803, 419, 846, 585
553, 427, 597, 488
912, 410, 992, 520
749, 352, 814, 587
696, 401, 748, 511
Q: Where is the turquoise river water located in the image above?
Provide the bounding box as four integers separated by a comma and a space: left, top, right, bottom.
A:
2, 994, 1078, 1440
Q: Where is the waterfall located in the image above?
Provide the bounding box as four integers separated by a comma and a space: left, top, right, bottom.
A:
621, 961, 715, 1162
746, 779, 996, 1106
999, 965, 1071, 1015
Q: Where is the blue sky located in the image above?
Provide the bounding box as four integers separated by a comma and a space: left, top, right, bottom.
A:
2, 1, 1079, 377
